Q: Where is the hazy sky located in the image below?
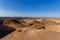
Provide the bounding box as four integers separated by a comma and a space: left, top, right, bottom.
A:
0, 0, 60, 17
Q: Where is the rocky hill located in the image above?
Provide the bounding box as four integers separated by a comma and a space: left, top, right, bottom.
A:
0, 18, 60, 40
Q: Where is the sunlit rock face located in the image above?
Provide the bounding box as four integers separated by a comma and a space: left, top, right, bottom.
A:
0, 17, 60, 40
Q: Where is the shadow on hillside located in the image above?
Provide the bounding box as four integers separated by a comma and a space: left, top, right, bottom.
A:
0, 25, 16, 39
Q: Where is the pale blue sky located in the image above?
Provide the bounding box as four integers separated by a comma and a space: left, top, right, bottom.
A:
0, 0, 60, 17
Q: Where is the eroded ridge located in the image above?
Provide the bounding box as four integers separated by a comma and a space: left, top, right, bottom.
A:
0, 25, 16, 39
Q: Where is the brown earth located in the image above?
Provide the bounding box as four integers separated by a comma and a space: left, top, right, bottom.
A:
0, 18, 60, 40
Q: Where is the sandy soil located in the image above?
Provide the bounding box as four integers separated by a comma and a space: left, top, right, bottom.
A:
0, 18, 60, 40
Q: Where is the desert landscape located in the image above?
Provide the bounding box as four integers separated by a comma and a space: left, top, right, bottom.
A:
0, 17, 60, 40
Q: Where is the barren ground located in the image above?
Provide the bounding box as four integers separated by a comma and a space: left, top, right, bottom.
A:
0, 17, 60, 40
